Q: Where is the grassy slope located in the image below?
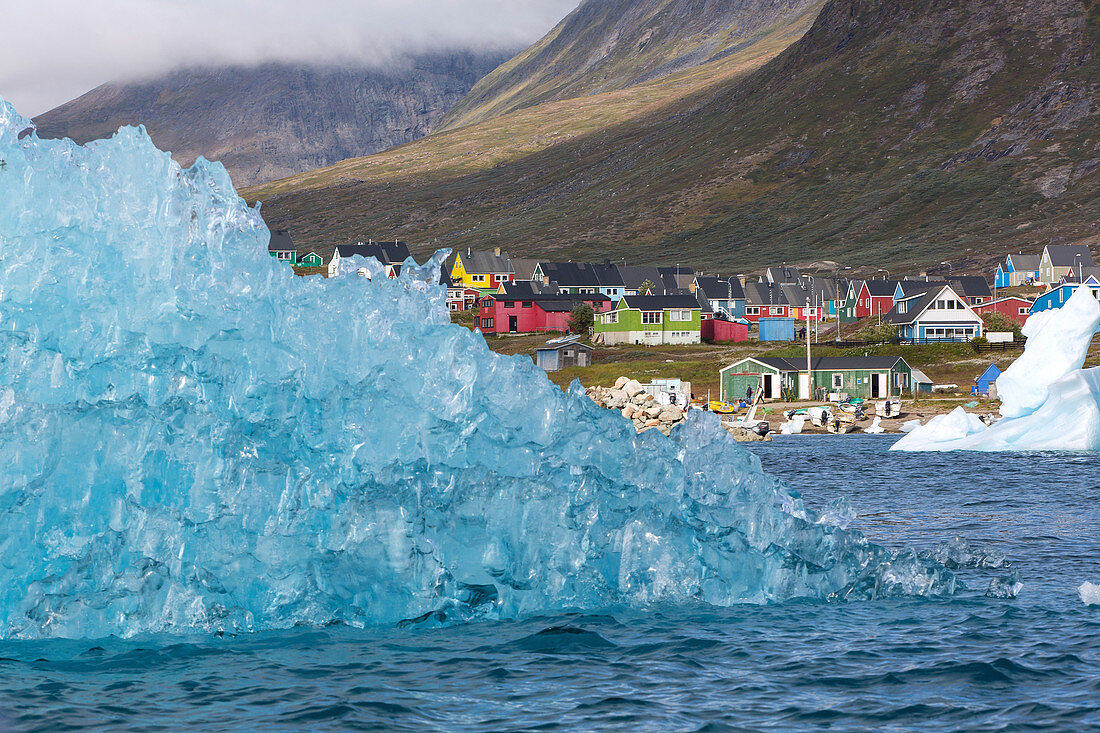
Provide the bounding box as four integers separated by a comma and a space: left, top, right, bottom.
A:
248, 0, 1100, 274
442, 0, 825, 129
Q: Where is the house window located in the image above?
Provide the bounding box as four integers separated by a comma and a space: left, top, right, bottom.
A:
896, 373, 909, 388
642, 311, 662, 324
832, 373, 843, 388
578, 288, 596, 295
746, 306, 760, 315
473, 274, 486, 283
1019, 307, 1029, 315
670, 310, 691, 321
522, 301, 533, 308
482, 318, 494, 328
474, 317, 481, 327
770, 306, 783, 316
604, 311, 619, 325
504, 301, 515, 308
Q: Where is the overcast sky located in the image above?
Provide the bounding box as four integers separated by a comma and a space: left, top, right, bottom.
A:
0, 0, 579, 117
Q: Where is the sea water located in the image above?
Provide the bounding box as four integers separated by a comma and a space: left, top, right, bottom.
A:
3, 435, 1099, 731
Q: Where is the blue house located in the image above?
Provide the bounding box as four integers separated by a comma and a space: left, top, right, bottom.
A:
1031, 278, 1100, 319
974, 363, 1001, 397
883, 283, 985, 342
994, 253, 1041, 288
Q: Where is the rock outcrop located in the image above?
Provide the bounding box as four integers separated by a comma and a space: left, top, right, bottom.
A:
586, 377, 686, 435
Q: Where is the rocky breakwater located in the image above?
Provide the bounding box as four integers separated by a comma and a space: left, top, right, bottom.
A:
586, 377, 685, 436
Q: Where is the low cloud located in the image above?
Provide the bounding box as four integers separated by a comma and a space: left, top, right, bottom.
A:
1, 0, 578, 116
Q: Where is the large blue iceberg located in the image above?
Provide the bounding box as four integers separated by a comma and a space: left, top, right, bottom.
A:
0, 98, 953, 640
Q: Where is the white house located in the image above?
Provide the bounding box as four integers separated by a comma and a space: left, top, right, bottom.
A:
883, 284, 985, 342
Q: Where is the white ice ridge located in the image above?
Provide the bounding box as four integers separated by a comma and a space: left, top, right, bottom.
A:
892, 285, 1100, 452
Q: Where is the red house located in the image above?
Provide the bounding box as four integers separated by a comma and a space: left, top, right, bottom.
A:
701, 317, 749, 343
476, 293, 612, 334
974, 296, 1034, 325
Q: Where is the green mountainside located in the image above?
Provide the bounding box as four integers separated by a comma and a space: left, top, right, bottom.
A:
248, 0, 1100, 273
442, 0, 824, 129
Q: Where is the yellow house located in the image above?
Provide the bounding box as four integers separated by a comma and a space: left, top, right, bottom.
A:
449, 248, 514, 291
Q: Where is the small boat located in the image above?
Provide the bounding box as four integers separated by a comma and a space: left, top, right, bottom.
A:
709, 400, 738, 414
827, 412, 858, 434
723, 392, 769, 436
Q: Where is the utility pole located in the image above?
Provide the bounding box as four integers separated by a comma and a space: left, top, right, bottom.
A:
805, 297, 812, 401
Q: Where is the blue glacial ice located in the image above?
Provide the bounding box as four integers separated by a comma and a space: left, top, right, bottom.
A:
892, 285, 1100, 452
0, 97, 955, 640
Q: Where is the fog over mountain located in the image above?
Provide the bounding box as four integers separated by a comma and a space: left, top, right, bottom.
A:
1, 0, 579, 115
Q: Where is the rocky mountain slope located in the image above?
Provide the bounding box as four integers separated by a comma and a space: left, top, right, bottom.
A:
442, 0, 823, 129
34, 53, 512, 187
249, 0, 1100, 273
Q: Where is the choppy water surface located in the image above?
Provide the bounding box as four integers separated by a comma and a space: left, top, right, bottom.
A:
4, 435, 1099, 731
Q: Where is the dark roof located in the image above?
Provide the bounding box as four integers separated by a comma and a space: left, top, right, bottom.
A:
617, 266, 665, 293
730, 355, 908, 372
896, 279, 948, 297
1045, 244, 1094, 267
591, 262, 626, 288
949, 276, 992, 298
882, 284, 978, 325
538, 261, 601, 287
865, 279, 901, 297
743, 281, 789, 305
336, 241, 412, 264
657, 266, 695, 291
536, 342, 594, 353
1008, 253, 1040, 270
490, 292, 610, 312
268, 229, 295, 252
499, 280, 561, 297
620, 294, 702, 310
694, 276, 745, 300
509, 257, 540, 281
762, 266, 800, 284
462, 249, 513, 274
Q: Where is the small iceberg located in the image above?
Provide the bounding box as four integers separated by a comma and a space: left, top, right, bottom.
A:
892, 285, 1100, 452
863, 416, 885, 434
1080, 582, 1100, 606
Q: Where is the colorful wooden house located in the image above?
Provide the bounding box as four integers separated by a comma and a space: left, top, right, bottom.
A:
267, 230, 297, 264
883, 283, 985, 341
973, 296, 1034, 325
994, 253, 1041, 288
1030, 279, 1100, 319
1039, 244, 1094, 286
719, 356, 914, 402
594, 295, 702, 345
974, 364, 1001, 397
693, 276, 745, 318
328, 240, 412, 278
477, 292, 611, 335
448, 249, 515, 292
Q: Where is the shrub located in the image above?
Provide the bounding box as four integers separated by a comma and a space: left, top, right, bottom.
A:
568, 304, 594, 335
981, 312, 1023, 341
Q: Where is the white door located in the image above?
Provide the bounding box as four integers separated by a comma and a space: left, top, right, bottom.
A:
798, 373, 810, 400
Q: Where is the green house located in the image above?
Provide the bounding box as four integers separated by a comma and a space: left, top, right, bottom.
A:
268, 230, 297, 265
719, 356, 914, 402
297, 251, 324, 268
594, 295, 701, 345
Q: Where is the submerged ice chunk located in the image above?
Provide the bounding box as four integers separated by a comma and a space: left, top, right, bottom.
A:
0, 96, 956, 640
1079, 582, 1100, 606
